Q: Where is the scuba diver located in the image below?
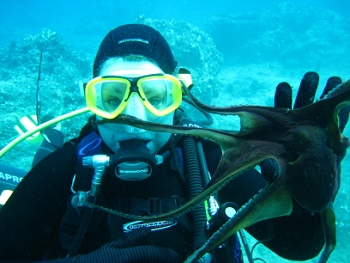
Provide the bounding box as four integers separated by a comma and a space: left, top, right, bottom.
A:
32, 114, 65, 167
0, 114, 64, 207
0, 24, 347, 263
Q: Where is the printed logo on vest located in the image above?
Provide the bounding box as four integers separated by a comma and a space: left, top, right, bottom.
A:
123, 220, 178, 233
77, 132, 102, 160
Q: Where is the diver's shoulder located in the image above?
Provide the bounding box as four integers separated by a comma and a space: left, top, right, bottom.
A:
33, 141, 78, 168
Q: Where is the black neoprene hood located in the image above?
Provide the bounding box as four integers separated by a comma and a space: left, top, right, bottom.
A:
93, 24, 177, 77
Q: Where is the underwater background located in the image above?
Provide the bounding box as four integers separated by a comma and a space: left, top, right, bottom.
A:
0, 0, 349, 262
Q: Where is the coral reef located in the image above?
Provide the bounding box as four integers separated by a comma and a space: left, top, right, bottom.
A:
143, 18, 223, 101
208, 2, 350, 69
0, 29, 91, 170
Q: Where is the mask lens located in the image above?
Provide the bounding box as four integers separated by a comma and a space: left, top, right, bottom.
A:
138, 76, 182, 115
86, 78, 130, 119
100, 80, 128, 112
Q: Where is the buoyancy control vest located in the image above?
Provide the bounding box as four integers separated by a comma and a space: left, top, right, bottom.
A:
59, 130, 196, 260
59, 112, 243, 262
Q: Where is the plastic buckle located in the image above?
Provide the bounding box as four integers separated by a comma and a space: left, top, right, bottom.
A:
148, 197, 162, 214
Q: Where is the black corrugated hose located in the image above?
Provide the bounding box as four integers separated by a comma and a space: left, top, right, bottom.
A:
182, 135, 208, 250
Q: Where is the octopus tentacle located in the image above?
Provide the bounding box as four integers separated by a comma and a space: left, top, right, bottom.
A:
83, 79, 350, 263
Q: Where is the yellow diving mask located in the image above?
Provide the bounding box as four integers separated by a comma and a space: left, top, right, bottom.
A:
85, 74, 183, 119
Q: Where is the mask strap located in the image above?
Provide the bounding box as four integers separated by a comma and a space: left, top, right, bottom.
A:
177, 67, 194, 90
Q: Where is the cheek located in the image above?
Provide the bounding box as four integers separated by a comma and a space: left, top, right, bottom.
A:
99, 123, 125, 137
146, 111, 174, 125
147, 113, 174, 153
98, 124, 124, 151
154, 133, 171, 150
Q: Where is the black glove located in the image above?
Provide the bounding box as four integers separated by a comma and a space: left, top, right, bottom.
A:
261, 72, 350, 182
44, 229, 178, 263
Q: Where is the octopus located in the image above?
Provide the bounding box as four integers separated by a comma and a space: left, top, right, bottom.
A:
86, 79, 350, 263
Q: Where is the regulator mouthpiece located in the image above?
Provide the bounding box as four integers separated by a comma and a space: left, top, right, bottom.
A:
111, 139, 161, 181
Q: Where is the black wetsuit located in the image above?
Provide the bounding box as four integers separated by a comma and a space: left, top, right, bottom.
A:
0, 124, 325, 262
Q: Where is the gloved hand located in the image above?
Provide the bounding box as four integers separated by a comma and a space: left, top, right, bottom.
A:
261, 72, 350, 182
44, 229, 178, 263
274, 72, 349, 132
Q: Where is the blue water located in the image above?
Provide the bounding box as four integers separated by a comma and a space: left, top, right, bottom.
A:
1, 0, 349, 44
1, 1, 350, 262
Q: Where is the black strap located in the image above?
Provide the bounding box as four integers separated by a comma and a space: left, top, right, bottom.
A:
113, 195, 185, 215
59, 196, 105, 254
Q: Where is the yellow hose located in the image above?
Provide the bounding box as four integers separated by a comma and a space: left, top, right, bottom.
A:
0, 107, 90, 158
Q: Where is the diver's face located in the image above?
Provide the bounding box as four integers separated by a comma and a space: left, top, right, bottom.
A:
97, 59, 174, 154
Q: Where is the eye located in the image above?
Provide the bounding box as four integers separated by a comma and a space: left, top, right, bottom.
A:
148, 97, 162, 106
108, 97, 121, 106
101, 81, 127, 111
104, 97, 122, 111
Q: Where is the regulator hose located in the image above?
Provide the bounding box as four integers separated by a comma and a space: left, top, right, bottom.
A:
182, 135, 207, 250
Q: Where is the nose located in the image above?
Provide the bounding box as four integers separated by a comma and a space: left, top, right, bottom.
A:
121, 93, 146, 133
